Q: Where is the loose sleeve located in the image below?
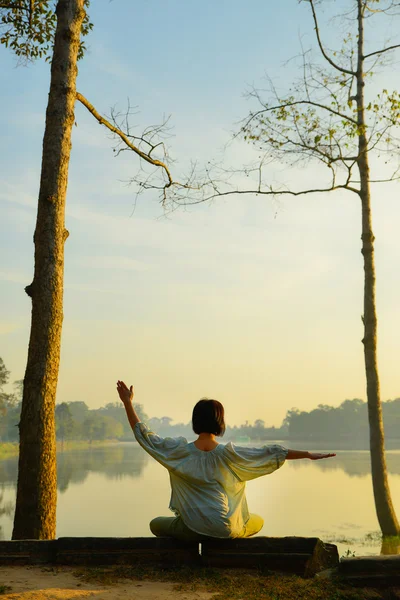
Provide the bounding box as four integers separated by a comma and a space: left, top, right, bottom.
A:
133, 422, 188, 470
222, 443, 288, 482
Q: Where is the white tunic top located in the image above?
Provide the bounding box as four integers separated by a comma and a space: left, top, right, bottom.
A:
134, 422, 288, 538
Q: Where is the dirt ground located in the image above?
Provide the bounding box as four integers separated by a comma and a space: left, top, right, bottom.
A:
0, 566, 212, 600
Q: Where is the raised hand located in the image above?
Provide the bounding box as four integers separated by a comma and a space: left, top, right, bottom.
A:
309, 452, 336, 460
116, 380, 134, 405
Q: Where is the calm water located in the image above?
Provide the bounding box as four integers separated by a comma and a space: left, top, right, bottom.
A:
1, 442, 400, 557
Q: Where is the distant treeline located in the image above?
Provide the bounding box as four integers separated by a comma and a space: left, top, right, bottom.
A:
2, 396, 400, 445
145, 398, 400, 444
0, 396, 150, 443
282, 399, 400, 443
2, 358, 400, 444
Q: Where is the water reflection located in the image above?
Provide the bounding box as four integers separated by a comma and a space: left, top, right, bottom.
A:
290, 450, 400, 478
0, 488, 13, 540
0, 444, 148, 494
0, 443, 400, 551
2, 445, 400, 494
57, 444, 148, 492
0, 455, 18, 485
0, 443, 148, 537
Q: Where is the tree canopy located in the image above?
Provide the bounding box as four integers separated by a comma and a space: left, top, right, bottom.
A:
0, 0, 92, 60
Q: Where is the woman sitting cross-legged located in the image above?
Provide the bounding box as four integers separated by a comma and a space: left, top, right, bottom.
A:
117, 380, 335, 541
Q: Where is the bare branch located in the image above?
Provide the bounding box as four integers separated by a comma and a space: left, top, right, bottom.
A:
365, 1, 400, 16
177, 183, 360, 207
76, 92, 173, 185
108, 105, 173, 169
308, 0, 356, 76
350, 177, 400, 184
76, 92, 202, 204
364, 44, 400, 60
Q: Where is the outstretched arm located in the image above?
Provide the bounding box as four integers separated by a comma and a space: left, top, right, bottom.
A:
116, 380, 141, 432
286, 449, 336, 460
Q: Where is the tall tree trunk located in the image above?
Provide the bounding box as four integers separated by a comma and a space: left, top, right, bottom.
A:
12, 0, 85, 540
356, 0, 399, 537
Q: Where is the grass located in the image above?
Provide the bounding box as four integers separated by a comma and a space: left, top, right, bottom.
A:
0, 439, 117, 461
0, 585, 12, 595
73, 564, 388, 600
341, 549, 357, 558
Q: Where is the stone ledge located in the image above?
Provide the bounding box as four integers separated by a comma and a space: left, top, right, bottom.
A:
202, 536, 339, 576
0, 538, 199, 567
0, 536, 339, 576
339, 555, 400, 586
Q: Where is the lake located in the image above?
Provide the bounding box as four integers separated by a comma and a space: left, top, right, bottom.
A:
1, 441, 400, 557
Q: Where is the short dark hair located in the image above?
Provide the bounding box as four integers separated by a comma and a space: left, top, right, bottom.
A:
192, 398, 225, 436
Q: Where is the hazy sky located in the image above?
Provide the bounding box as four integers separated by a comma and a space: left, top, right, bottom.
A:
1, 0, 400, 428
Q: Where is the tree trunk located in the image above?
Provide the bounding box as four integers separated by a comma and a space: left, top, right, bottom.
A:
356, 0, 399, 537
12, 0, 85, 540
360, 191, 399, 536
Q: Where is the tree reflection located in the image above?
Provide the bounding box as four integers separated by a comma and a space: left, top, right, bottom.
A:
0, 445, 148, 534
289, 451, 400, 478
0, 455, 18, 484
0, 444, 148, 496
57, 444, 148, 493
2, 445, 400, 491
381, 536, 400, 555
0, 459, 18, 539
0, 487, 13, 540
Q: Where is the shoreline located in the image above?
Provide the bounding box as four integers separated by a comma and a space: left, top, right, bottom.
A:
0, 439, 122, 462
3, 437, 400, 462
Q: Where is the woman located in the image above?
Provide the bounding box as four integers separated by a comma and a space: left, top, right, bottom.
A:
117, 380, 335, 541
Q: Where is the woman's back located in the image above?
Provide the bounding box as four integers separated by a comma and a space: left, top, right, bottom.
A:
116, 381, 336, 540
134, 422, 287, 538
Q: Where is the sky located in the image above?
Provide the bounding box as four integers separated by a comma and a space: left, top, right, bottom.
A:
1, 0, 400, 428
